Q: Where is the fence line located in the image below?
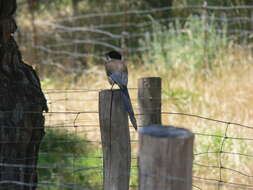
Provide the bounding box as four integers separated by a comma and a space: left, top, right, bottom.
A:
0, 86, 252, 189
41, 85, 253, 189
16, 3, 253, 75
38, 16, 253, 31
45, 5, 253, 22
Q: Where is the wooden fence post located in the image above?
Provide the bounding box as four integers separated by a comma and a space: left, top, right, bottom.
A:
99, 89, 131, 190
138, 125, 194, 190
138, 77, 161, 127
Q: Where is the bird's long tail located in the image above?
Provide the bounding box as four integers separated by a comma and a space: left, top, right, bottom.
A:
108, 73, 137, 130
121, 87, 137, 130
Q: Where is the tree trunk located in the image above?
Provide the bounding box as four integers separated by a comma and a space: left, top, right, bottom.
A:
0, 0, 48, 189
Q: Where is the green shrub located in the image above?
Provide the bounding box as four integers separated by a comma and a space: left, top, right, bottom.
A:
38, 129, 102, 189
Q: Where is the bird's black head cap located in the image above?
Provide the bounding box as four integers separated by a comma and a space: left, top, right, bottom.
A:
105, 50, 122, 60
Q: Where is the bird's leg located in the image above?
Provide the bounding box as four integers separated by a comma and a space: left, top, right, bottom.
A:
110, 83, 115, 91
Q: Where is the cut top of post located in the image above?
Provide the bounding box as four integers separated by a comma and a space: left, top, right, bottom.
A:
139, 125, 194, 139
138, 77, 161, 89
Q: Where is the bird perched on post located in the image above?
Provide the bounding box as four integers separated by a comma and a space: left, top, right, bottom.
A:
104, 50, 137, 130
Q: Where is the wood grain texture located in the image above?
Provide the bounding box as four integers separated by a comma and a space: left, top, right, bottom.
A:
138, 77, 161, 127
138, 125, 194, 190
99, 89, 131, 190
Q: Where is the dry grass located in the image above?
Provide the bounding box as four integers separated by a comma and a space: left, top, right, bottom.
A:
42, 45, 253, 189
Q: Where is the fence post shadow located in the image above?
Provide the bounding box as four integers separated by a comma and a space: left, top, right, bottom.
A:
99, 89, 131, 190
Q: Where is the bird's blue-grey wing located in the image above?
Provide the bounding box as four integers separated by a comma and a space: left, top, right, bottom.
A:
109, 72, 128, 89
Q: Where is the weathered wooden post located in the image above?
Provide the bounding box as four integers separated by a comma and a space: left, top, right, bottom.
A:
99, 89, 131, 190
138, 125, 194, 190
138, 77, 161, 127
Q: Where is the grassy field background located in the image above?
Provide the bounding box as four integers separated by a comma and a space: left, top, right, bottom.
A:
15, 1, 253, 189
39, 45, 253, 190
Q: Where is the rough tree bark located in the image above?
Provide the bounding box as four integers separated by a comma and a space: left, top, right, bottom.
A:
0, 0, 48, 189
